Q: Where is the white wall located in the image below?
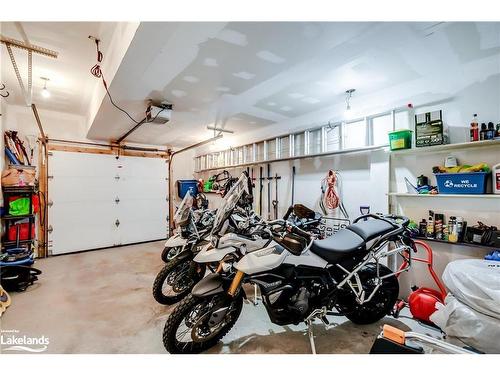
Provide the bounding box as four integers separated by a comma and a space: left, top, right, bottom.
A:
171, 149, 196, 208
4, 104, 89, 141
199, 72, 500, 156
195, 149, 389, 222
183, 73, 500, 298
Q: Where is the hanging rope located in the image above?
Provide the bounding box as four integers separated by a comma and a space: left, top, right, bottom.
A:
323, 170, 339, 210
319, 169, 349, 219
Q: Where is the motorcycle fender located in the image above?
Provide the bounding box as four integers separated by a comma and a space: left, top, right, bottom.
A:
175, 249, 194, 262
164, 234, 187, 248
193, 245, 237, 263
192, 273, 224, 297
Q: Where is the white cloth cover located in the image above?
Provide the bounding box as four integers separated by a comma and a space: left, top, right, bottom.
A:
442, 259, 500, 318
430, 294, 500, 353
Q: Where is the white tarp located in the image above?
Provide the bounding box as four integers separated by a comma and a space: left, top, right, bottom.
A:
430, 294, 500, 353
442, 259, 500, 318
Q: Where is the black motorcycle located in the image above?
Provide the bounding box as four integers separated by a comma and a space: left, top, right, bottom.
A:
162, 213, 415, 353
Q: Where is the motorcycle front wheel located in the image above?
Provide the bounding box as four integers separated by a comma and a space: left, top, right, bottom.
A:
161, 246, 182, 263
152, 258, 206, 305
337, 263, 399, 325
162, 293, 243, 354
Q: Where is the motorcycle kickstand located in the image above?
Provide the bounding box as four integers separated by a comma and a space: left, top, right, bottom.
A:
306, 321, 316, 354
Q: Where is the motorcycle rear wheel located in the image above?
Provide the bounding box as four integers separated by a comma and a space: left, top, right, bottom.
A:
163, 293, 243, 354
338, 263, 399, 325
152, 258, 206, 305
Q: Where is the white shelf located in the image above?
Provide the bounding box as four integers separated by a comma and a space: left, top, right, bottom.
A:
388, 193, 500, 199
390, 139, 500, 156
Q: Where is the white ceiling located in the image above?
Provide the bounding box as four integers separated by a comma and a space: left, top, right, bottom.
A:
1, 22, 119, 114
87, 22, 500, 148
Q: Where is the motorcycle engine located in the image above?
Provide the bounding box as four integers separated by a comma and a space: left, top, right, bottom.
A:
261, 283, 312, 325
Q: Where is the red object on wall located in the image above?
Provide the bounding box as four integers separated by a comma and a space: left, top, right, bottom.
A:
8, 223, 36, 241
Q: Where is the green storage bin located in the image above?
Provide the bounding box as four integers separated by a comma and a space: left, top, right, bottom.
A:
388, 130, 413, 151
9, 197, 31, 216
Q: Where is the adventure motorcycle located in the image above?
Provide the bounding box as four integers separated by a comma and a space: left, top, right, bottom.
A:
161, 191, 213, 263
162, 197, 414, 353
153, 192, 214, 304
153, 175, 255, 305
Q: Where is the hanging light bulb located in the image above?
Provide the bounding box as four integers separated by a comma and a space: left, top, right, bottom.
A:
41, 77, 50, 98
344, 88, 355, 119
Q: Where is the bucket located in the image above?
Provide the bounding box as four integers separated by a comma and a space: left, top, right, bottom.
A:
388, 130, 413, 151
435, 172, 489, 194
176, 180, 198, 198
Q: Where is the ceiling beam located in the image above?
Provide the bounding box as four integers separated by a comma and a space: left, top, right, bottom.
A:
0, 35, 58, 58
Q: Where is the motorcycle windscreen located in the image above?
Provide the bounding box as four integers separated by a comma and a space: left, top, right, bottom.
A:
173, 190, 194, 227
211, 173, 248, 235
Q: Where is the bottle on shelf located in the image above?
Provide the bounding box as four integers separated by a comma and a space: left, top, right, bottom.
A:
470, 114, 479, 142
435, 215, 443, 240
480, 123, 487, 141
456, 216, 464, 241
448, 216, 458, 243
426, 215, 435, 239
419, 219, 427, 237
486, 122, 495, 140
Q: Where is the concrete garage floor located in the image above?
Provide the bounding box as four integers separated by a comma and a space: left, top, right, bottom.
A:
1, 241, 439, 354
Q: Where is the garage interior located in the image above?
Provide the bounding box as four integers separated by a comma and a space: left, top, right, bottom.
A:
1, 20, 499, 355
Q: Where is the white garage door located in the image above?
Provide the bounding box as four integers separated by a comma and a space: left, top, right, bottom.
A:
48, 151, 168, 255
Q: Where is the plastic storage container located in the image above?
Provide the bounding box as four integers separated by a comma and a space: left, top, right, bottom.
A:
493, 163, 500, 194
177, 180, 198, 198
388, 130, 413, 150
435, 172, 489, 194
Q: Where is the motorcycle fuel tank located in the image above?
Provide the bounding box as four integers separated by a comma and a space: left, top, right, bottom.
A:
236, 243, 287, 275
193, 243, 236, 263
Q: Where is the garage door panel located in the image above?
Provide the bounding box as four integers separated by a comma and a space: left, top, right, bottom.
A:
48, 151, 168, 255
49, 177, 116, 202
50, 152, 118, 177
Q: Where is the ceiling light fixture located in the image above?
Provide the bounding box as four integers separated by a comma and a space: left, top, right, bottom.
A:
344, 88, 355, 119
40, 77, 50, 98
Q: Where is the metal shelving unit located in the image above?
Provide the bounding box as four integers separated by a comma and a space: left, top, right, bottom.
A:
1, 185, 37, 252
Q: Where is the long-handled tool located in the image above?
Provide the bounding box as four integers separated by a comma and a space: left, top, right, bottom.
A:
272, 173, 281, 219
266, 164, 272, 220
259, 166, 263, 216
291, 165, 296, 205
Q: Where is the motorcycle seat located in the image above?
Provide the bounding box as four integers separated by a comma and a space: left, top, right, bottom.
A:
310, 229, 366, 263
310, 219, 396, 263
347, 219, 395, 242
